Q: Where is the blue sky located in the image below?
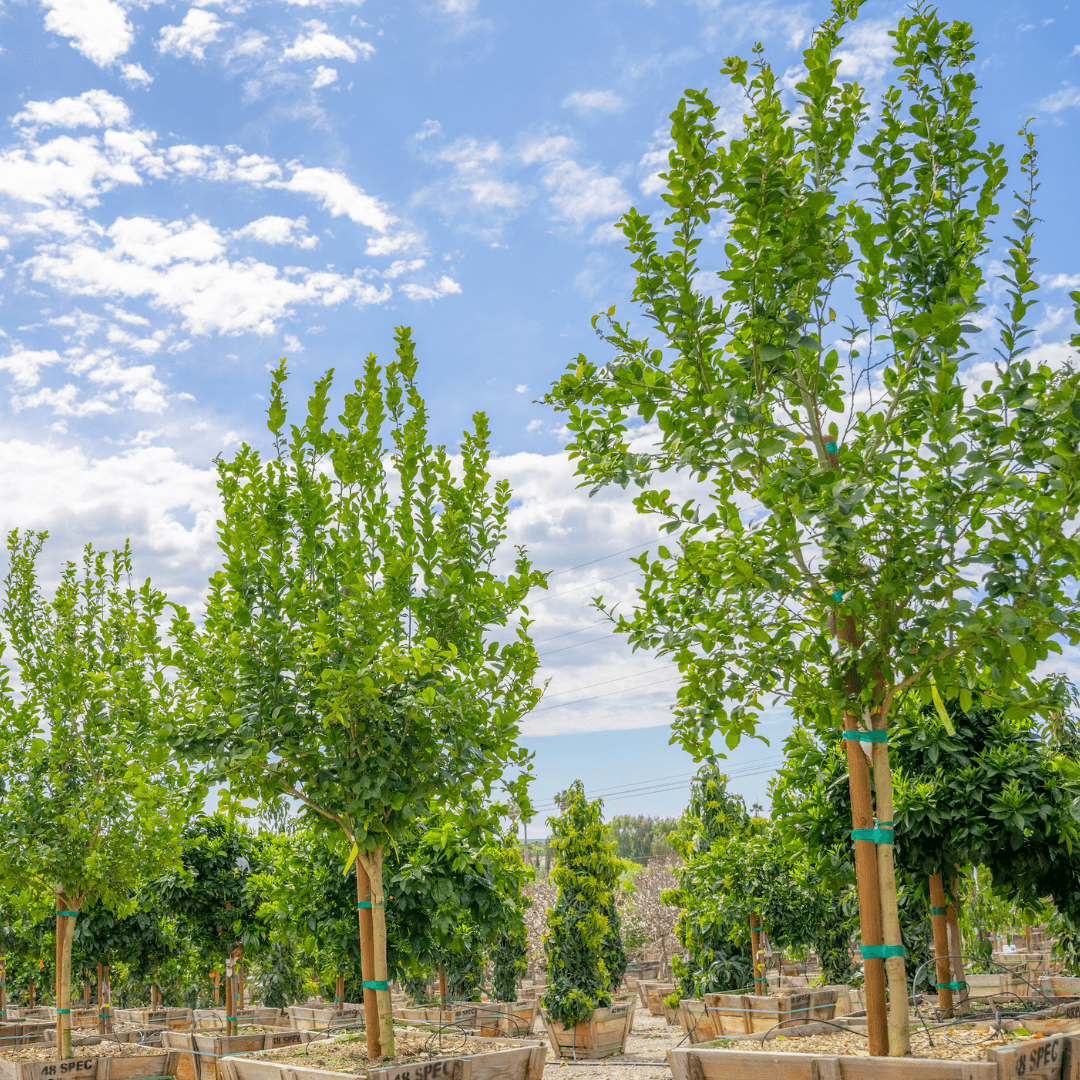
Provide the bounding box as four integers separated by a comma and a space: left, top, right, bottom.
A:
2, 0, 1080, 829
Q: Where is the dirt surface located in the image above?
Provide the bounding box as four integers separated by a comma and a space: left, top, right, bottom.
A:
240, 1033, 527, 1076
725, 1025, 1053, 1061
1, 1041, 166, 1062
540, 1009, 683, 1080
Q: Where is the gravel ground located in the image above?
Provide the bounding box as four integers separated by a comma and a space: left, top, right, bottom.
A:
539, 1009, 683, 1080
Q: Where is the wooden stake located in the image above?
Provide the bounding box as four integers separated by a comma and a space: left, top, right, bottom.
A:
1, 955, 6, 1023
28, 981, 35, 1009
101, 965, 112, 1034
213, 971, 220, 1008
929, 874, 953, 1015
335, 975, 345, 1007
237, 950, 245, 1011
363, 847, 395, 1056
55, 893, 76, 1060
946, 876, 969, 1017
225, 957, 237, 1038
356, 854, 382, 1059
844, 712, 888, 1057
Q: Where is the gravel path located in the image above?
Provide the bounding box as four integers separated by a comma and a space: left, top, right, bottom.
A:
539, 1010, 682, 1080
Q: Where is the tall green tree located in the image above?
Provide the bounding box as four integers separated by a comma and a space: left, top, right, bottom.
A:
169, 328, 545, 1056
0, 533, 201, 1057
545, 0, 1080, 1054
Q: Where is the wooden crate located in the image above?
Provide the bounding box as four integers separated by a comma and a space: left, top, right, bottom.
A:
703, 990, 838, 1035
1040, 978, 1080, 1000
0, 1047, 175, 1080
284, 1008, 362, 1033
667, 1032, 1079, 1080
0, 1023, 49, 1050
473, 1002, 538, 1039
675, 1000, 716, 1046
112, 1010, 193, 1032
191, 1011, 282, 1032
644, 983, 677, 1017
390, 1007, 479, 1033
218, 1036, 545, 1080
540, 1000, 634, 1060
161, 1025, 318, 1080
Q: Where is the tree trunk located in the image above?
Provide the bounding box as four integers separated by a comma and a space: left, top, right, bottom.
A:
748, 912, 764, 995
225, 957, 237, 1037
843, 714, 888, 1057
870, 732, 909, 1055
28, 981, 35, 1009
355, 854, 382, 1060
928, 874, 953, 1015
359, 848, 394, 1057
55, 893, 78, 1060
946, 876, 968, 1017
237, 951, 244, 1011
1, 955, 6, 1023
101, 965, 113, 1034
213, 972, 220, 1009
335, 976, 345, 1008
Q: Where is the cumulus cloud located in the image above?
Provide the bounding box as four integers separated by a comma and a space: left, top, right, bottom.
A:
399, 275, 461, 301
11, 90, 131, 135
26, 215, 392, 335
282, 20, 374, 63
41, 0, 134, 66
1037, 84, 1080, 114
561, 90, 624, 114
120, 63, 154, 88
158, 9, 231, 60
311, 65, 338, 88
233, 215, 319, 248
541, 160, 629, 226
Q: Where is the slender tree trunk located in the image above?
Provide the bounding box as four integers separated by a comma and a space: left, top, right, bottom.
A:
359, 849, 394, 1057
213, 972, 220, 1009
748, 912, 764, 995
946, 876, 968, 1017
1, 955, 6, 1023
55, 893, 78, 1060
928, 874, 953, 1015
28, 981, 35, 1009
843, 714, 888, 1057
870, 731, 909, 1055
97, 964, 105, 1035
225, 958, 237, 1037
101, 965, 113, 1034
355, 855, 382, 1059
237, 951, 244, 1011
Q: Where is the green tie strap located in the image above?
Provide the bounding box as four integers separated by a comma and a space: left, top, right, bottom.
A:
842, 730, 888, 743
860, 945, 905, 959
356, 902, 372, 909
825, 441, 838, 454
57, 911, 79, 918
362, 980, 389, 991
852, 828, 893, 844
57, 1009, 71, 1015
831, 589, 845, 601
930, 906, 949, 915
937, 981, 967, 991
226, 1016, 238, 1022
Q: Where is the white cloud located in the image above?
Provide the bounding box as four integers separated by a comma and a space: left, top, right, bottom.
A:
11, 90, 131, 135
399, 275, 461, 301
0, 348, 63, 389
272, 166, 394, 230
120, 63, 153, 88
158, 9, 231, 60
41, 0, 134, 67
834, 21, 894, 85
233, 215, 319, 248
1037, 84, 1080, 114
1072, 44, 1080, 57
1045, 273, 1080, 290
541, 160, 630, 226
414, 120, 441, 140
282, 20, 374, 63
381, 258, 426, 279
283, 333, 304, 353
311, 65, 338, 88
561, 90, 624, 114
516, 384, 528, 393
27, 214, 392, 335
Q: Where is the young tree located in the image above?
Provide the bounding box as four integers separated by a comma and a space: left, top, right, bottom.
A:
542, 781, 628, 1028
0, 534, 202, 1057
545, 0, 1080, 1054
169, 328, 545, 1056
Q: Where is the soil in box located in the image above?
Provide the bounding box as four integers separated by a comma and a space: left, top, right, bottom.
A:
223, 1033, 545, 1080
0, 1037, 173, 1080
161, 1027, 317, 1080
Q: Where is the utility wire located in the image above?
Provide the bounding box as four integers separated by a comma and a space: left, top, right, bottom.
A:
530, 567, 642, 604
534, 619, 606, 645
549, 541, 657, 577
539, 632, 618, 656
540, 666, 671, 699
531, 674, 681, 712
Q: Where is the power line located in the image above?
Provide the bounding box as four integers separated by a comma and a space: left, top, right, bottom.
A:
549, 541, 657, 578
531, 674, 681, 713
540, 632, 619, 656
540, 666, 672, 699
530, 567, 642, 605
535, 619, 606, 645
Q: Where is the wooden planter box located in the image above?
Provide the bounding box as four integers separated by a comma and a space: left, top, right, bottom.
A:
192, 1012, 282, 1031
644, 983, 677, 1017
284, 1008, 363, 1033
161, 1026, 318, 1080
703, 990, 838, 1035
113, 1010, 193, 1031
219, 1036, 546, 1080
390, 1007, 479, 1033
472, 1003, 538, 1039
540, 1000, 634, 1060
0, 1023, 50, 1049
0, 1045, 175, 1080
667, 1032, 1079, 1080
965, 973, 1032, 1003
1040, 977, 1080, 999
675, 1000, 716, 1045
624, 962, 661, 991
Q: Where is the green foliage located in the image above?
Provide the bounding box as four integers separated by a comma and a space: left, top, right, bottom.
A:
606, 816, 677, 864
492, 922, 528, 1002
543, 1, 1080, 772
542, 781, 627, 1027
0, 532, 201, 913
